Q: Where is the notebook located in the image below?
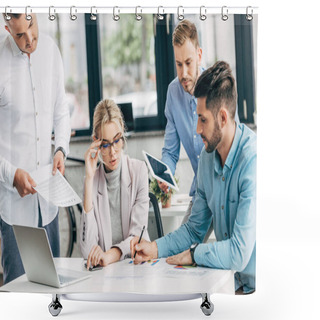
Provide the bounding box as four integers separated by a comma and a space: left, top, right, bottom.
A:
13, 225, 91, 288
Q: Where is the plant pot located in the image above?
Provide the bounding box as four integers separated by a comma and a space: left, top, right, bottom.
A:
161, 194, 172, 208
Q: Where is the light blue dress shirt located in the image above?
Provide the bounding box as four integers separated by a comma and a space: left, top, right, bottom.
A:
161, 72, 239, 199
156, 123, 256, 293
161, 76, 204, 199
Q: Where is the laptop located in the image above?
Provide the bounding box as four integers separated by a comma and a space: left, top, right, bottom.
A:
13, 225, 91, 288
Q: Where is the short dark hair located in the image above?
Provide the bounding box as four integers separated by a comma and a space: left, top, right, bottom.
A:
194, 61, 237, 119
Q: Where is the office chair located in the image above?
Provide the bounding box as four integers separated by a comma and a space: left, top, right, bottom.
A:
148, 192, 164, 241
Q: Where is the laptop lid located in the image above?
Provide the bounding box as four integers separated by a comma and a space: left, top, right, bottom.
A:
13, 225, 61, 288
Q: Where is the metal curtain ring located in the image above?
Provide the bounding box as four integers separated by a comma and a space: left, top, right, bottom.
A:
70, 6, 77, 21
157, 6, 164, 20
246, 6, 253, 21
5, 6, 12, 21
113, 6, 120, 21
90, 6, 97, 21
177, 6, 184, 21
25, 6, 32, 21
135, 6, 142, 21
200, 6, 207, 21
221, 6, 228, 21
49, 6, 56, 21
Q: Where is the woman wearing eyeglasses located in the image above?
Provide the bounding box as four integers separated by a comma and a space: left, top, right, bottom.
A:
80, 99, 149, 269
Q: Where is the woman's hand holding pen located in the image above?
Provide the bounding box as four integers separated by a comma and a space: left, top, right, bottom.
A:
130, 237, 158, 264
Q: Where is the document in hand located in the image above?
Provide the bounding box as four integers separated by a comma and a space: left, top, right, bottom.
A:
30, 164, 82, 207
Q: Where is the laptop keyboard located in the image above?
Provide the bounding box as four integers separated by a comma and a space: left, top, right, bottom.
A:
58, 274, 77, 284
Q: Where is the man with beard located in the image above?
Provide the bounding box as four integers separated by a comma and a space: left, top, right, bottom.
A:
158, 20, 204, 226
131, 61, 256, 294
158, 20, 237, 239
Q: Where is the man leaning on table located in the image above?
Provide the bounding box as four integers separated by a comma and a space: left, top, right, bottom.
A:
158, 19, 239, 242
0, 13, 70, 284
131, 61, 256, 294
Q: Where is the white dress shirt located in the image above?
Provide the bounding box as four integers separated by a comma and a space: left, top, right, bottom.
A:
0, 33, 70, 226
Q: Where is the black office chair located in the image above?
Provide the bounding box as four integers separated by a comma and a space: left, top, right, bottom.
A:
148, 192, 164, 241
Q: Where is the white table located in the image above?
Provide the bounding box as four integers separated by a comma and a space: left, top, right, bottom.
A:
0, 258, 234, 317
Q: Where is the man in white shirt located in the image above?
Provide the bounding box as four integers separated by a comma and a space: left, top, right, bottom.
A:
0, 13, 70, 284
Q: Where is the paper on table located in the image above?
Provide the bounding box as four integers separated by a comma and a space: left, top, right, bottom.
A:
105, 258, 209, 280
30, 164, 82, 207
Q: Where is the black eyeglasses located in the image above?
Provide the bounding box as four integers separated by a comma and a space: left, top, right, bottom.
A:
100, 133, 123, 155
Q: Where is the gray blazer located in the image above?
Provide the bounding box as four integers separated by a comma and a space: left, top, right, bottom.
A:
80, 154, 150, 260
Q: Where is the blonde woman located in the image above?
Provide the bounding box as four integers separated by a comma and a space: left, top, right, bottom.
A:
80, 99, 149, 269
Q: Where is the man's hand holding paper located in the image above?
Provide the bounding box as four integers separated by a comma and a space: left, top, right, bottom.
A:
13, 168, 37, 198
30, 164, 81, 207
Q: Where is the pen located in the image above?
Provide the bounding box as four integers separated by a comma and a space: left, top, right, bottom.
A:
133, 225, 145, 259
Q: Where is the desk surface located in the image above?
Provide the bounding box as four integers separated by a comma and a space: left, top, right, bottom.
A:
0, 258, 234, 296
160, 194, 191, 217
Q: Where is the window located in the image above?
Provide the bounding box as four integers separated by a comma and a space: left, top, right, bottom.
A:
0, 12, 257, 134
37, 15, 90, 132
99, 15, 157, 119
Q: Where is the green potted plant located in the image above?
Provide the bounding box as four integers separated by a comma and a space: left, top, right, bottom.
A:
149, 177, 178, 208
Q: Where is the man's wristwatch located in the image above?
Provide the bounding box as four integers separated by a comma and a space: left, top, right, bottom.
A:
54, 146, 67, 161
190, 243, 199, 265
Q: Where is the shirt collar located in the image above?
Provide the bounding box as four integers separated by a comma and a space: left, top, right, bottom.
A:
224, 122, 242, 170
214, 122, 242, 173
8, 35, 23, 57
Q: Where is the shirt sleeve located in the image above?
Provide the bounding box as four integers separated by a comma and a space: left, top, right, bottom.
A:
156, 165, 213, 257
0, 155, 17, 188
161, 85, 181, 176
52, 43, 71, 155
194, 153, 256, 272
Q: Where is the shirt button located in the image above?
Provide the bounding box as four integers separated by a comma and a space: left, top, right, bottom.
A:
221, 205, 224, 210
37, 137, 39, 141
222, 177, 225, 181
224, 232, 228, 237
33, 87, 35, 91
37, 161, 40, 165
194, 135, 196, 139
197, 155, 200, 159
36, 112, 38, 116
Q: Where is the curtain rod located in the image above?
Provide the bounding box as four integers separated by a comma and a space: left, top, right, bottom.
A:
0, 6, 259, 15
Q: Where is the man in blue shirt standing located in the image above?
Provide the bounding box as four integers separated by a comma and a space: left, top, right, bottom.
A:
158, 19, 212, 237
131, 61, 256, 293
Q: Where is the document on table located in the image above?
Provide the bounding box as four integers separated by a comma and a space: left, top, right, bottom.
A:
104, 258, 210, 280
30, 164, 82, 207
